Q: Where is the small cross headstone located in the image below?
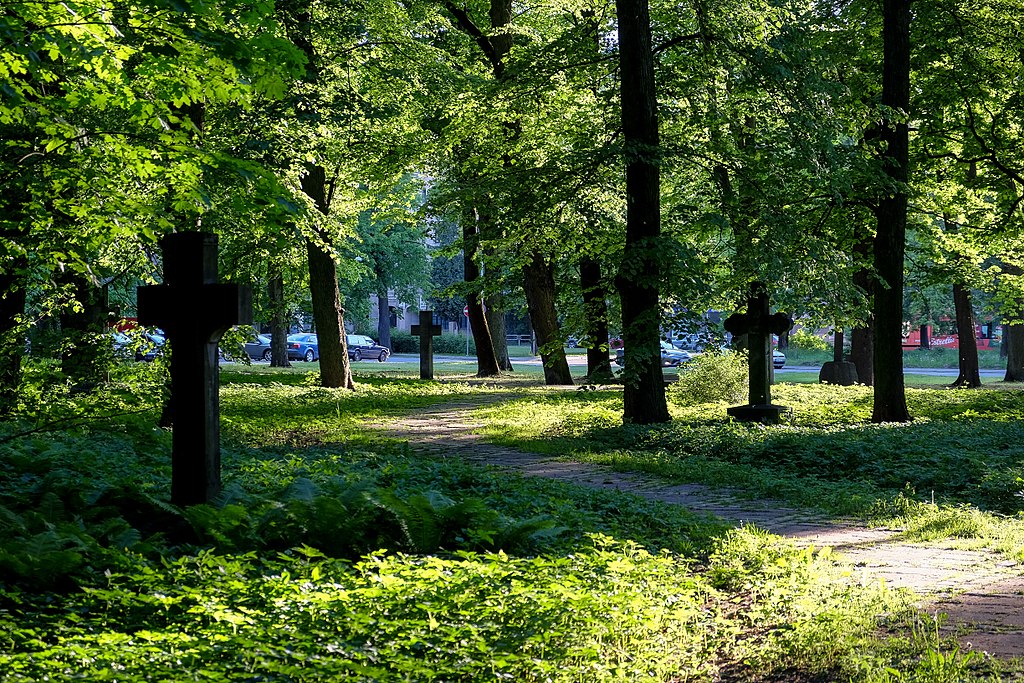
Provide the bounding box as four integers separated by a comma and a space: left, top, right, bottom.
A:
723, 282, 792, 423
137, 233, 251, 506
410, 310, 442, 380
819, 328, 858, 385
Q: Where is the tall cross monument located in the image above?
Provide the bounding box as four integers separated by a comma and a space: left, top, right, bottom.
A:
138, 233, 251, 506
723, 282, 793, 423
410, 310, 442, 380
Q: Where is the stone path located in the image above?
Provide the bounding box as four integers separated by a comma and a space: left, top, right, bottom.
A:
375, 398, 1024, 660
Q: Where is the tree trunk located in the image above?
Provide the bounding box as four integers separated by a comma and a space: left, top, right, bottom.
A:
580, 257, 614, 381
59, 275, 111, 387
1001, 323, 1010, 358
463, 218, 500, 376
300, 165, 353, 389
871, 0, 912, 423
851, 236, 875, 386
614, 0, 669, 423
485, 292, 514, 371
0, 257, 26, 415
951, 282, 981, 387
376, 287, 392, 350
523, 252, 573, 385
918, 324, 930, 349
834, 329, 845, 362
268, 274, 291, 368
1004, 324, 1024, 381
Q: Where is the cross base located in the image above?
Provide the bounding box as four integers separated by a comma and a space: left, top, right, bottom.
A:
727, 403, 790, 424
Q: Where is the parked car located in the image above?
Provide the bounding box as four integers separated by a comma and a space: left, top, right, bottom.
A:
287, 333, 319, 362
245, 334, 273, 361
614, 340, 692, 368
773, 349, 786, 369
110, 330, 160, 362
346, 334, 390, 362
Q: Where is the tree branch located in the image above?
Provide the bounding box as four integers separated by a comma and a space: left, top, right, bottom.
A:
441, 1, 502, 74
654, 33, 701, 55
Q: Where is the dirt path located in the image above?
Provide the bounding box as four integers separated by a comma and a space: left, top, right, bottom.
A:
375, 398, 1024, 660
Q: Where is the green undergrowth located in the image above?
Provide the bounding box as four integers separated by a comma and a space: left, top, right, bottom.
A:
475, 383, 1024, 561
0, 373, 1015, 680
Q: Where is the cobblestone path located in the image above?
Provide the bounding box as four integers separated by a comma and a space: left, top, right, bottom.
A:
375, 398, 1024, 660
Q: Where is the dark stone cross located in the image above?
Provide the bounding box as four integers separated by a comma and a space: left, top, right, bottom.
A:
723, 282, 793, 423
137, 233, 251, 506
410, 310, 442, 380
819, 328, 858, 385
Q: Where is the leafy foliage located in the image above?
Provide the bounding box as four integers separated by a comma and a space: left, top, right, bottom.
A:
790, 329, 831, 352
668, 350, 749, 405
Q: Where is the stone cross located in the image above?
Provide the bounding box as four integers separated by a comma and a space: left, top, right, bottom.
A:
410, 310, 442, 380
137, 233, 251, 506
723, 282, 792, 423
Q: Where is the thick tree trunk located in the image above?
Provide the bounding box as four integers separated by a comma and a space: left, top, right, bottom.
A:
0, 259, 26, 415
615, 0, 668, 423
918, 324, 930, 349
523, 252, 573, 385
485, 292, 514, 372
951, 282, 981, 387
268, 274, 291, 368
580, 257, 614, 381
376, 287, 392, 350
871, 0, 912, 423
463, 219, 500, 376
300, 165, 353, 389
59, 275, 111, 386
1004, 324, 1024, 381
851, 237, 875, 386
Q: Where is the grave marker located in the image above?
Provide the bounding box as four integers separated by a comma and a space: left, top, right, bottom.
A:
723, 282, 792, 423
410, 310, 442, 380
138, 232, 251, 506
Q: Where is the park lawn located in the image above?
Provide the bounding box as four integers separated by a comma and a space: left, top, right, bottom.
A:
0, 363, 1015, 681
782, 347, 1006, 369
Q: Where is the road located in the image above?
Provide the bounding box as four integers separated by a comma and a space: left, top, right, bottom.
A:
384, 354, 1002, 377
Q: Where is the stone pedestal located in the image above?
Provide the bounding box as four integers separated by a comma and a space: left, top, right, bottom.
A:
819, 361, 858, 386
727, 403, 789, 424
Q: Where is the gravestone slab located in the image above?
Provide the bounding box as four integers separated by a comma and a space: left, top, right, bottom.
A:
723, 282, 792, 423
819, 361, 858, 385
411, 310, 442, 380
138, 232, 251, 506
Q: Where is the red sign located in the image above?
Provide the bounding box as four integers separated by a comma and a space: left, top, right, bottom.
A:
464, 305, 469, 317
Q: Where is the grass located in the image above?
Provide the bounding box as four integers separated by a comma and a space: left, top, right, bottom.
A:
0, 360, 1020, 681
783, 346, 1006, 369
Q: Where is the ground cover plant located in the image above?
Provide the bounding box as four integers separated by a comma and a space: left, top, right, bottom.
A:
0, 363, 1015, 681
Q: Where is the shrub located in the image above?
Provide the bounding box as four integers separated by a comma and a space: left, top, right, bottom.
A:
434, 333, 475, 355
790, 329, 829, 352
387, 330, 475, 355
389, 330, 417, 353
669, 350, 748, 405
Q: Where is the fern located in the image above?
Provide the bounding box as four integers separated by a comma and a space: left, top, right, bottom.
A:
492, 517, 566, 553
